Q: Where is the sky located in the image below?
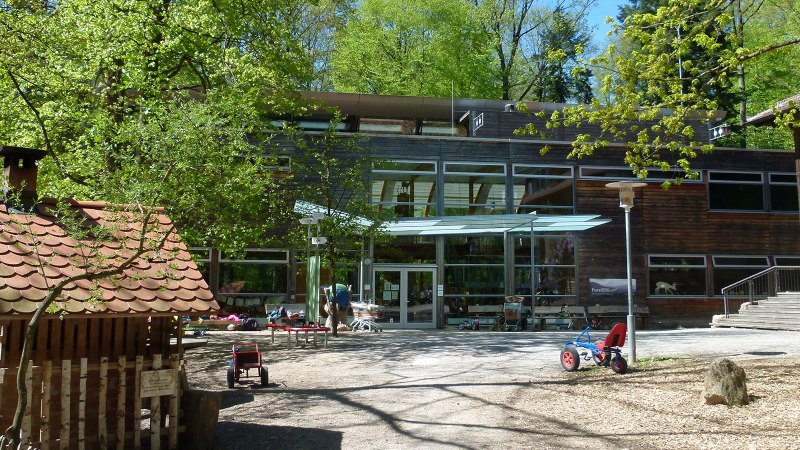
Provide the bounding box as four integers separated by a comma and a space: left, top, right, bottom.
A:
587, 0, 629, 48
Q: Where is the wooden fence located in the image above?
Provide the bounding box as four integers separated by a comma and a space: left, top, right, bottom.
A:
0, 354, 182, 450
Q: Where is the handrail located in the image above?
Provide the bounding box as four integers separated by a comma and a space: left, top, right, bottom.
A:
721, 266, 800, 317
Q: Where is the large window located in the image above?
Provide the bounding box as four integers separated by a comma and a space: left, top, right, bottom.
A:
648, 255, 707, 296
513, 165, 574, 214
374, 236, 436, 264
443, 236, 505, 316
443, 163, 506, 215
708, 171, 764, 211
372, 160, 437, 218
218, 249, 289, 309
769, 173, 799, 212
712, 255, 769, 295
514, 234, 577, 305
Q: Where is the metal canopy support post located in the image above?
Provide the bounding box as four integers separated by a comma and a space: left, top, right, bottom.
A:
530, 226, 536, 329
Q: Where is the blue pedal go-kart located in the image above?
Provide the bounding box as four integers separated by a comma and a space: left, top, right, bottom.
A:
559, 322, 628, 374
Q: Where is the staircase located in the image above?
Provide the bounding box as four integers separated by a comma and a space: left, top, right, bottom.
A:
712, 292, 800, 331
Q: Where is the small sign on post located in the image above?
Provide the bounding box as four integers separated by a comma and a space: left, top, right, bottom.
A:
140, 369, 177, 398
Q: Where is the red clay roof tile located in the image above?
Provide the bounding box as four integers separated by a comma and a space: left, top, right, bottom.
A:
0, 200, 218, 317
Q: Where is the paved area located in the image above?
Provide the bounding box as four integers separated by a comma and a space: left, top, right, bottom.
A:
183, 327, 800, 449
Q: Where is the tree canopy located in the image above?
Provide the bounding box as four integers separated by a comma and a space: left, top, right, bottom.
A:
0, 0, 315, 249
517, 0, 800, 183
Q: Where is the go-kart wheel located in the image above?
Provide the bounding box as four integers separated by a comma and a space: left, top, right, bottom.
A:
227, 367, 235, 388
611, 355, 628, 374
560, 346, 580, 372
458, 323, 465, 331
260, 366, 269, 387
234, 369, 241, 382
592, 352, 606, 366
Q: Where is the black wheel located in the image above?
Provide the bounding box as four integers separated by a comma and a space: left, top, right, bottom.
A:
560, 346, 580, 372
227, 367, 235, 388
234, 369, 240, 382
260, 366, 269, 387
458, 323, 465, 331
611, 355, 628, 374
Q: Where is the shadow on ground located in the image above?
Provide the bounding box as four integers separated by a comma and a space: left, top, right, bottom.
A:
214, 424, 342, 450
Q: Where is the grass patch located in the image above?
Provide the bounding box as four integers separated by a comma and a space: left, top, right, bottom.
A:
635, 356, 682, 368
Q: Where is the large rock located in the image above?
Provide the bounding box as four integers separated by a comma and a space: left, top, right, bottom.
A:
703, 358, 749, 406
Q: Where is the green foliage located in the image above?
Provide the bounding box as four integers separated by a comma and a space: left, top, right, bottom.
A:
330, 0, 499, 98
0, 0, 313, 252
518, 0, 800, 183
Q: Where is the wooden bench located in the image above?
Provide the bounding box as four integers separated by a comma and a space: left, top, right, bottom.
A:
283, 326, 331, 348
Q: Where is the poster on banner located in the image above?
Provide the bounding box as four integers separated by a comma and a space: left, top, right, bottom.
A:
589, 278, 636, 296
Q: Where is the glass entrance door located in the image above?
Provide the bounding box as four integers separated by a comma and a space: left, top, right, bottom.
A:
373, 266, 436, 328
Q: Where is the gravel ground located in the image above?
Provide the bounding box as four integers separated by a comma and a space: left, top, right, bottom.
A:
183, 328, 800, 450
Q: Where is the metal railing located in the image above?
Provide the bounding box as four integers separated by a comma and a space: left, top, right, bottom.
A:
721, 266, 800, 317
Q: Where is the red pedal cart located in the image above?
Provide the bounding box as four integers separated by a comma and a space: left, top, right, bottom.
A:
227, 342, 269, 388
559, 322, 628, 374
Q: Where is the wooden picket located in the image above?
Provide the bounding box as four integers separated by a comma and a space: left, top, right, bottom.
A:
0, 357, 182, 449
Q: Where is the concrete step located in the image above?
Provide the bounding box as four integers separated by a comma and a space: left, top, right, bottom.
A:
713, 317, 800, 331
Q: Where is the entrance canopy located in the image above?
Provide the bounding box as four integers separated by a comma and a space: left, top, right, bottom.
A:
385, 213, 609, 236
295, 200, 609, 236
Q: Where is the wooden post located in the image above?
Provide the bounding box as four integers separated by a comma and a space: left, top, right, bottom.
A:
168, 355, 179, 449
116, 356, 126, 450
98, 357, 108, 449
21, 362, 32, 447
79, 358, 87, 450
134, 356, 143, 450
41, 361, 52, 450
150, 354, 162, 450
60, 360, 72, 450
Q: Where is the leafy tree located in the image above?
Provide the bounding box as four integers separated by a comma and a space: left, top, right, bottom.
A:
290, 118, 390, 336
517, 0, 800, 185
0, 0, 313, 445
330, 0, 500, 98
475, 0, 596, 101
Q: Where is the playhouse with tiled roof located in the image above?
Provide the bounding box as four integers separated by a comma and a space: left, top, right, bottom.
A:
0, 146, 218, 449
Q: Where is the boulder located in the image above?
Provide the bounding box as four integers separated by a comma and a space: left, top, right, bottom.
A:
703, 358, 748, 406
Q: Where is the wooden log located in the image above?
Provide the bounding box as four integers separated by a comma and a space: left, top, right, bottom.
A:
30, 362, 42, 449
21, 362, 32, 447
168, 355, 179, 449
98, 357, 108, 449
150, 355, 162, 450
78, 358, 87, 450
178, 390, 221, 450
41, 361, 52, 450
115, 356, 126, 450
60, 360, 71, 450
134, 356, 143, 450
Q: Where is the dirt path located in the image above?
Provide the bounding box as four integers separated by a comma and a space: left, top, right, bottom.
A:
184, 329, 800, 449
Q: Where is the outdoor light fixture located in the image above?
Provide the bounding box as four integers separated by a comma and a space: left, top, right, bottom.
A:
605, 181, 646, 365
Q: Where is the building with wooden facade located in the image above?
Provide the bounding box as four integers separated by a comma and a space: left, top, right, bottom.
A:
196, 92, 800, 329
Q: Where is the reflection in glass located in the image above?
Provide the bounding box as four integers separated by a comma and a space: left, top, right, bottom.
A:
374, 271, 401, 324
407, 271, 434, 323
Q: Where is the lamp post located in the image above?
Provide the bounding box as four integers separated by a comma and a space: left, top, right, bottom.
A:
605, 181, 646, 365
300, 213, 326, 325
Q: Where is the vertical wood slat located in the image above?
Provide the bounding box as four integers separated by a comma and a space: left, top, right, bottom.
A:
115, 356, 126, 450
63, 321, 75, 361
60, 360, 71, 450
35, 320, 50, 365
0, 368, 5, 412
41, 361, 52, 450
134, 356, 143, 450
78, 358, 87, 450
168, 355, 179, 449
21, 362, 32, 447
50, 319, 63, 363
150, 354, 162, 450
89, 319, 101, 364
30, 362, 42, 448
98, 357, 108, 449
